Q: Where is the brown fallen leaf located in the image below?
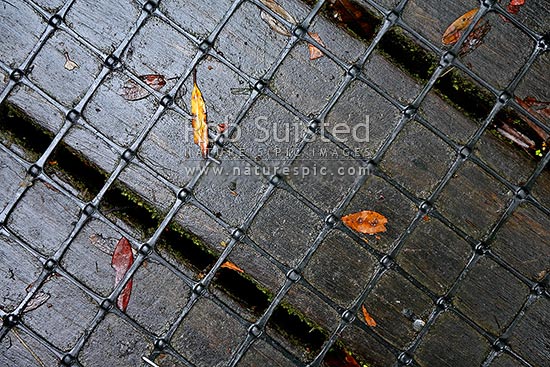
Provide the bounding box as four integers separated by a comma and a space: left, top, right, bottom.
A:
308, 32, 326, 60
63, 52, 78, 71
361, 305, 377, 327
458, 20, 491, 57
497, 122, 535, 149
442, 8, 479, 45
442, 8, 491, 56
22, 292, 50, 313
191, 70, 209, 158
515, 96, 550, 142
259, 0, 296, 36
221, 261, 244, 273
111, 236, 134, 311
121, 74, 167, 101
342, 210, 388, 235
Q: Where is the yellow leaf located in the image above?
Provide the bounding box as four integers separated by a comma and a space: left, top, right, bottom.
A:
191, 71, 209, 158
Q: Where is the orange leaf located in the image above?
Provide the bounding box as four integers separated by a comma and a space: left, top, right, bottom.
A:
342, 210, 388, 235
191, 71, 209, 158
361, 305, 377, 327
308, 32, 326, 60
221, 261, 244, 273
442, 8, 479, 45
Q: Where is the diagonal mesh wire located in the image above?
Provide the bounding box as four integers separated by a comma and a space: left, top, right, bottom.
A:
0, 0, 549, 366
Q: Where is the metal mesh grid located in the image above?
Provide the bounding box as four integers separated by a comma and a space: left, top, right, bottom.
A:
0, 0, 549, 366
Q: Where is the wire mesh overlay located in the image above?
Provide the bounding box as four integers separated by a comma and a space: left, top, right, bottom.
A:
0, 0, 549, 366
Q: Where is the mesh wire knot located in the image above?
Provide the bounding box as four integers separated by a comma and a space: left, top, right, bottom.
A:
44, 258, 57, 271
397, 352, 413, 366
104, 54, 122, 70
142, 0, 158, 14
3, 314, 19, 327
48, 14, 63, 28
286, 269, 301, 282
514, 186, 529, 200
155, 338, 168, 350
28, 164, 42, 178
100, 299, 113, 311
66, 109, 81, 123
341, 309, 355, 323
10, 69, 24, 82
122, 148, 135, 162
61, 354, 75, 366
248, 324, 263, 337
293, 26, 307, 38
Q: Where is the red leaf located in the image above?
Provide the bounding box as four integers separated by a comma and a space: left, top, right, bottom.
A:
507, 0, 525, 14
120, 74, 167, 101
111, 237, 134, 311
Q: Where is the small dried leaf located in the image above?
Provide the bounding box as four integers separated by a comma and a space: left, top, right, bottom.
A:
259, 0, 296, 36
442, 8, 479, 45
111, 236, 134, 311
217, 123, 228, 133
221, 261, 244, 273
308, 32, 326, 60
361, 305, 377, 327
261, 11, 290, 36
342, 210, 388, 235
63, 52, 79, 71
121, 74, 167, 101
515, 96, 550, 142
191, 71, 209, 158
507, 0, 525, 14
459, 21, 491, 57
497, 123, 535, 149
23, 292, 50, 313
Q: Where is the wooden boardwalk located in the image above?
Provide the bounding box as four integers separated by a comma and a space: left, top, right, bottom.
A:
0, 0, 549, 366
